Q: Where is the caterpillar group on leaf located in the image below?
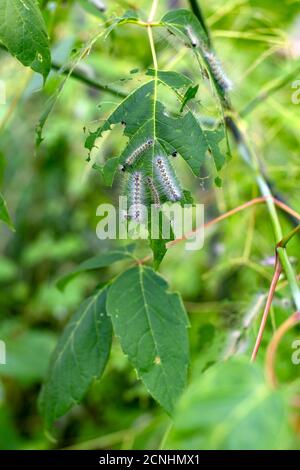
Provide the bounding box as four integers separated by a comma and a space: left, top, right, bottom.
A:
154, 156, 182, 202
120, 138, 154, 172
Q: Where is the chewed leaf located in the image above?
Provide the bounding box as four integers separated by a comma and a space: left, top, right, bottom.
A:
85, 80, 225, 179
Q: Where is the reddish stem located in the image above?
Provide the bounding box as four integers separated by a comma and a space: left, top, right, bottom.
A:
166, 196, 300, 249
265, 311, 300, 387
251, 255, 282, 362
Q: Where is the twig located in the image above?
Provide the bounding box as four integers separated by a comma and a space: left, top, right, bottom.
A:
166, 196, 300, 249
187, 0, 211, 46
252, 224, 300, 361
251, 255, 282, 362
51, 62, 127, 98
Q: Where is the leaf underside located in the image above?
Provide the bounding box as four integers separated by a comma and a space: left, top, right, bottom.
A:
39, 286, 112, 428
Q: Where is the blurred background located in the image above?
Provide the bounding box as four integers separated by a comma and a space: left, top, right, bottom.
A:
0, 0, 300, 449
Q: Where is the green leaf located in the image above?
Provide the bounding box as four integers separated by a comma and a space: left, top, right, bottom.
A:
56, 244, 136, 291
0, 0, 51, 81
0, 192, 14, 230
77, 0, 106, 18
148, 210, 174, 270
0, 322, 56, 384
165, 358, 290, 450
162, 9, 209, 49
102, 156, 121, 186
107, 265, 190, 415
39, 287, 112, 427
162, 9, 231, 103
146, 69, 193, 89
180, 84, 199, 112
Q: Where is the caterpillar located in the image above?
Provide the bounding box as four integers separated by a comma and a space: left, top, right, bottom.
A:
146, 176, 161, 208
127, 172, 145, 222
185, 26, 199, 48
120, 138, 154, 171
201, 48, 232, 92
88, 0, 106, 12
154, 156, 182, 202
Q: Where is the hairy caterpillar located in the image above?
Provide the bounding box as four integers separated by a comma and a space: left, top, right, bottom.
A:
146, 176, 161, 208
88, 0, 106, 12
185, 26, 199, 48
202, 48, 232, 92
127, 172, 145, 222
154, 156, 182, 202
120, 139, 154, 171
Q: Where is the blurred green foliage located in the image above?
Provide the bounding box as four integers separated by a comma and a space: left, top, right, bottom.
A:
0, 0, 300, 450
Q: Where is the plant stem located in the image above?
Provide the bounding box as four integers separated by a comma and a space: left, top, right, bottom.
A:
148, 0, 159, 23
251, 256, 282, 362
225, 118, 300, 311
166, 196, 300, 248
189, 0, 300, 311
187, 0, 211, 46
148, 0, 159, 142
51, 62, 127, 98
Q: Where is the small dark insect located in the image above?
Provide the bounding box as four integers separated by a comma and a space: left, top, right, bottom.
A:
172, 151, 178, 157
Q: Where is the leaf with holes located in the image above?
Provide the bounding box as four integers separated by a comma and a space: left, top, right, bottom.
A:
39, 286, 112, 428
107, 265, 190, 415
0, 0, 51, 80
85, 79, 225, 178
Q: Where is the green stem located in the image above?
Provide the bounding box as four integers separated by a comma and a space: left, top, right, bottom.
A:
228, 117, 300, 310
51, 62, 127, 98
187, 0, 211, 46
